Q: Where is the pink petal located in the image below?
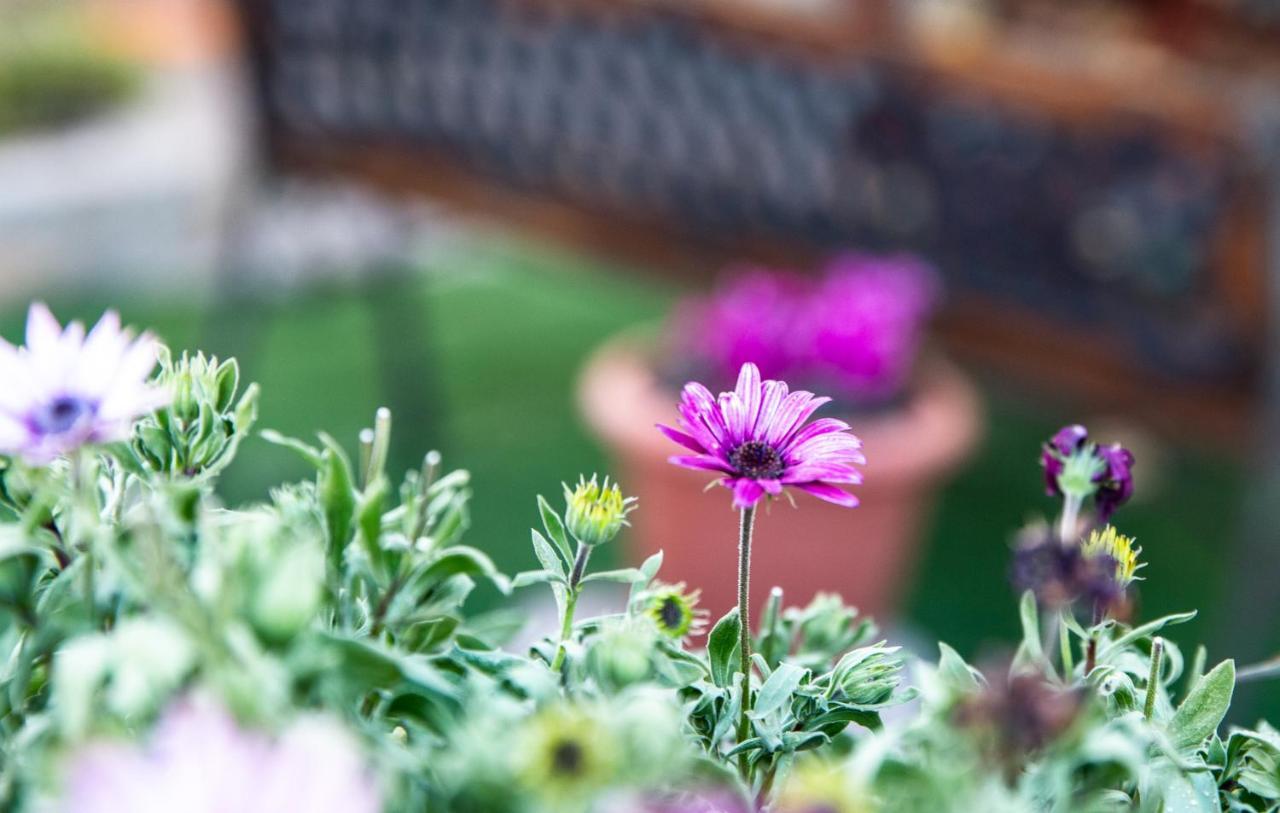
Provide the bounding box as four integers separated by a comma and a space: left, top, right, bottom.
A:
782, 464, 863, 484
781, 417, 855, 451
730, 478, 766, 508
718, 391, 748, 446
657, 423, 707, 454
759, 478, 783, 495
793, 482, 860, 507
734, 362, 761, 407
751, 380, 787, 439
668, 454, 734, 474
770, 393, 831, 446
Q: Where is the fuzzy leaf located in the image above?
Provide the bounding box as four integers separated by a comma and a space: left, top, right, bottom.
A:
1170, 660, 1235, 753
937, 642, 982, 694
259, 429, 321, 468
529, 530, 567, 581
318, 442, 356, 569
537, 495, 573, 567
751, 662, 807, 721
708, 608, 742, 689
214, 358, 239, 413
511, 569, 567, 589
580, 568, 645, 585
419, 548, 509, 595
1102, 611, 1198, 659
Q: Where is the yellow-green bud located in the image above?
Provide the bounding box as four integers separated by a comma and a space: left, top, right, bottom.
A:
562, 475, 635, 547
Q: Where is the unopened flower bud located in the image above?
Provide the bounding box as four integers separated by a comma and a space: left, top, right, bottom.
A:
563, 475, 635, 547
830, 645, 903, 706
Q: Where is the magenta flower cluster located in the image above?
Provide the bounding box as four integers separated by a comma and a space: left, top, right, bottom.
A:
674, 254, 938, 405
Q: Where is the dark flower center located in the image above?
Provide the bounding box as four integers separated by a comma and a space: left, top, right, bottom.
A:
550, 740, 584, 776
657, 596, 685, 631
31, 396, 94, 436
729, 441, 784, 479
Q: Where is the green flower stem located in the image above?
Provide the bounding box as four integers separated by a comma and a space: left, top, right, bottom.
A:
1058, 492, 1082, 544
551, 542, 592, 672
1144, 637, 1164, 721
1058, 611, 1074, 676
736, 505, 756, 776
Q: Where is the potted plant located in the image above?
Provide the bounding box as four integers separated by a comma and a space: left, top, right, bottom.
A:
579, 255, 983, 622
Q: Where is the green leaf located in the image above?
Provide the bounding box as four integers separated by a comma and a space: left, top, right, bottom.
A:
628, 550, 664, 605
355, 475, 390, 570
637, 550, 663, 583
751, 662, 807, 721
1169, 660, 1235, 753
537, 495, 573, 566
320, 633, 458, 701
1146, 757, 1220, 813
419, 548, 509, 594
214, 358, 239, 413
580, 568, 645, 584
511, 569, 567, 589
529, 530, 566, 581
232, 383, 260, 435
401, 617, 459, 653
937, 642, 982, 694
259, 429, 322, 468
317, 442, 356, 570
1014, 590, 1049, 676
708, 608, 741, 688
1102, 611, 1198, 659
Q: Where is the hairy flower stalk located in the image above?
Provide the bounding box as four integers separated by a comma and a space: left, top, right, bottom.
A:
551, 477, 635, 671
735, 504, 754, 775
1144, 637, 1164, 721
660, 362, 862, 775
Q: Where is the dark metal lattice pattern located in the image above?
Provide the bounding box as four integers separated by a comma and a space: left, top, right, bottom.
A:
250, 0, 1252, 380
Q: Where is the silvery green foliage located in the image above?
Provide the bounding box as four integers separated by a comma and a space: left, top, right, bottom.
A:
0, 343, 1277, 812
130, 350, 259, 480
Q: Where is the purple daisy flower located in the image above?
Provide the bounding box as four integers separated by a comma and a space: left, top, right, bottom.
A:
658, 362, 865, 509
0, 304, 168, 464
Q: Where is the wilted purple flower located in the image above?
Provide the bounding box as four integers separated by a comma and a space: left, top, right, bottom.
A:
1039, 424, 1135, 523
955, 660, 1084, 780
803, 254, 938, 403
0, 304, 168, 464
60, 697, 381, 813
1093, 443, 1135, 522
674, 268, 810, 384
1010, 523, 1127, 615
658, 362, 864, 509
1040, 424, 1088, 497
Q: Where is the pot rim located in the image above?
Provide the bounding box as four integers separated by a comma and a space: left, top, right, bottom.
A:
577, 333, 985, 488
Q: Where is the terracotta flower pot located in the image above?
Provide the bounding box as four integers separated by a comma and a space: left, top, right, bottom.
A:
578, 334, 984, 626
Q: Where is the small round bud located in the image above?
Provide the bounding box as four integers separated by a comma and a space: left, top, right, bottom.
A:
562, 475, 636, 547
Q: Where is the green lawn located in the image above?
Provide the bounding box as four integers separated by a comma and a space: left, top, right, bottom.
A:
3, 237, 1245, 674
